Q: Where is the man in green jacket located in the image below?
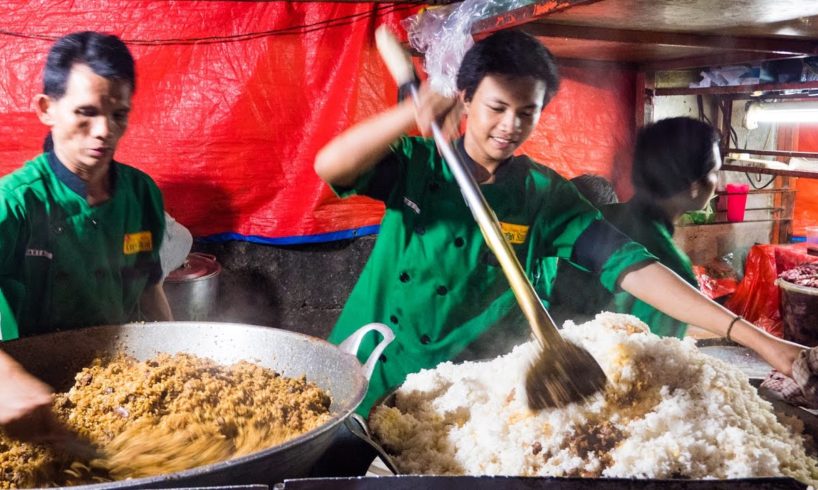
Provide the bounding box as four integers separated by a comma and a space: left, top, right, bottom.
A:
0, 31, 171, 437
316, 30, 808, 416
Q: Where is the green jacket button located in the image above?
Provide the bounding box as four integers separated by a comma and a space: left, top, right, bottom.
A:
399, 272, 410, 283
436, 286, 448, 296
389, 315, 398, 324
420, 335, 431, 345
454, 237, 465, 248
414, 225, 425, 235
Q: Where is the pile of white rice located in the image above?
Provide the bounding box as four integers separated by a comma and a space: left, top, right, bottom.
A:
369, 313, 818, 484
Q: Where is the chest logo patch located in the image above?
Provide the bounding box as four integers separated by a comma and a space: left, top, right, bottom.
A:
25, 249, 53, 260
123, 231, 153, 255
499, 222, 529, 245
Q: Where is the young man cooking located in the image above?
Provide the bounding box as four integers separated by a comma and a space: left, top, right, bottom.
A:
315, 29, 814, 415
0, 32, 171, 437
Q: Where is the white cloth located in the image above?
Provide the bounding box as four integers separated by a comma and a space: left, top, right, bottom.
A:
159, 212, 193, 279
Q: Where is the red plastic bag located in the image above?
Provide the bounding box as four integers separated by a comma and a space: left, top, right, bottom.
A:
693, 263, 738, 300
725, 244, 818, 337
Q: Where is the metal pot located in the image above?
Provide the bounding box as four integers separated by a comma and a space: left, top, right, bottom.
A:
164, 253, 221, 321
777, 278, 818, 347
1, 321, 394, 489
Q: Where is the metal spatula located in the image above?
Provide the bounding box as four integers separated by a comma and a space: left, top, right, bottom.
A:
375, 26, 607, 409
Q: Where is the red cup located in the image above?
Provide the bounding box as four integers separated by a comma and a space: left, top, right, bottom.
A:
725, 183, 749, 222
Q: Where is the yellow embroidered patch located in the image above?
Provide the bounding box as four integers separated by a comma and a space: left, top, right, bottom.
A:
123, 231, 153, 255
499, 222, 529, 245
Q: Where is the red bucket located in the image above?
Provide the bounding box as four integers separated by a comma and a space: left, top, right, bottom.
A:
725, 183, 749, 222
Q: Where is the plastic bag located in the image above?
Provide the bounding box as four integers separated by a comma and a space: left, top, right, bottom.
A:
402, 0, 536, 95
725, 244, 818, 337
693, 254, 738, 300
678, 201, 715, 225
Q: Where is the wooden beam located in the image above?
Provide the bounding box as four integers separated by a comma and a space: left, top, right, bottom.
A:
526, 22, 818, 56
635, 71, 654, 128
727, 148, 818, 159
642, 52, 806, 72
720, 97, 733, 157
722, 163, 818, 179
521, 23, 818, 56
654, 80, 818, 96
469, 0, 604, 37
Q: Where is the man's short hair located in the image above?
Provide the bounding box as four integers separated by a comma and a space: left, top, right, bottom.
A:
632, 117, 721, 199
456, 29, 560, 108
43, 31, 135, 99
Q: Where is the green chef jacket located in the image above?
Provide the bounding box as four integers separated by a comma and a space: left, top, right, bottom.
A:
601, 200, 699, 338
326, 137, 656, 415
0, 152, 165, 341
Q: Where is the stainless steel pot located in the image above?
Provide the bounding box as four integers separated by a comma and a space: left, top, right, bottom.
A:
164, 253, 221, 321
1, 321, 394, 489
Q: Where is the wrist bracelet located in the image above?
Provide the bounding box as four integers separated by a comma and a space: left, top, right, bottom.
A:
726, 315, 742, 342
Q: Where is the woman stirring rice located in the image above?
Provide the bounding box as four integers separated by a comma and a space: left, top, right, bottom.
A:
551, 117, 721, 339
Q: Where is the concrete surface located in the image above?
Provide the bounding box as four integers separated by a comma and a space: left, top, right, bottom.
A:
191, 237, 375, 339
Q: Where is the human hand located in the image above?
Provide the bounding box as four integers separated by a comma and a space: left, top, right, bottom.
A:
0, 354, 56, 441
761, 346, 818, 409
413, 83, 462, 141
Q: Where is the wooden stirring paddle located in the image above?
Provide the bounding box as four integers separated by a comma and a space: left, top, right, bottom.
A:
374, 26, 608, 409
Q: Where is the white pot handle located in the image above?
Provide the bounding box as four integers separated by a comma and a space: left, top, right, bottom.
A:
338, 323, 395, 380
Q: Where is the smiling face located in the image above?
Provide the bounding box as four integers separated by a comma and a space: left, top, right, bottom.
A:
35, 63, 132, 177
462, 74, 546, 170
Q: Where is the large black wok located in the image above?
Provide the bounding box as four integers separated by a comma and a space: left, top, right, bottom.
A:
1, 321, 394, 489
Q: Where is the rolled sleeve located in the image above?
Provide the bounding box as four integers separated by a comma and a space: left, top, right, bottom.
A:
0, 291, 19, 341
533, 174, 656, 294
598, 241, 657, 292
0, 198, 23, 341
329, 137, 409, 201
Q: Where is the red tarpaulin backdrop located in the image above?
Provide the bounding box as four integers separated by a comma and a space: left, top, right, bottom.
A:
794, 124, 818, 237
0, 1, 635, 243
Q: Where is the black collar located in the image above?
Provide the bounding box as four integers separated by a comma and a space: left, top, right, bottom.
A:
47, 151, 117, 199
455, 138, 513, 181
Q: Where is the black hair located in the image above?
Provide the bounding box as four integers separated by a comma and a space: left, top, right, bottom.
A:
43, 31, 135, 99
631, 117, 721, 200
456, 29, 559, 108
570, 174, 619, 207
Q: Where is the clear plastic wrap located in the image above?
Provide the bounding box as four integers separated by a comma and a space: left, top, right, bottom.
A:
402, 0, 536, 96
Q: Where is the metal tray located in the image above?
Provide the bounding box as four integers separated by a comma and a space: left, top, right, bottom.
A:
276, 475, 807, 489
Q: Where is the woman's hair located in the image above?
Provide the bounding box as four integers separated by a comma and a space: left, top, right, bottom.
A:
631, 117, 720, 199
43, 31, 135, 99
456, 30, 559, 108
570, 174, 619, 207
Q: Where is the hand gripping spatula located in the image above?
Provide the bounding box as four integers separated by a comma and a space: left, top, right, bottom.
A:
375, 26, 607, 409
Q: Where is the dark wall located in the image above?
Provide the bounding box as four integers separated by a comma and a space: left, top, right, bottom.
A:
191, 237, 375, 339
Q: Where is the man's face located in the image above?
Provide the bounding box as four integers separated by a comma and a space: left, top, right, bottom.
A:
462, 74, 546, 168
36, 63, 132, 175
